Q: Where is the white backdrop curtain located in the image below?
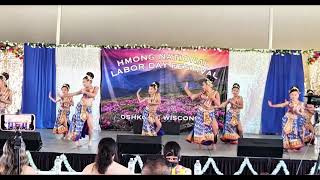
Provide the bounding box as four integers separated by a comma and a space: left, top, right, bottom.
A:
228, 51, 272, 134
0, 49, 23, 114
56, 47, 101, 137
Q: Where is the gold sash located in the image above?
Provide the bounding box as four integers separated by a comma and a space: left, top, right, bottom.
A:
148, 110, 156, 124
59, 110, 67, 125
204, 111, 212, 126
80, 99, 91, 121
284, 113, 294, 135
230, 115, 238, 126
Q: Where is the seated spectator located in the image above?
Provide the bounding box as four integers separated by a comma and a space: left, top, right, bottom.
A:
82, 137, 131, 175
141, 158, 170, 175
163, 141, 192, 175
0, 135, 37, 175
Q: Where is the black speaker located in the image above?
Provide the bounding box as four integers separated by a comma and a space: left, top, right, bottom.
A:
237, 138, 283, 158
117, 135, 162, 155
162, 122, 180, 135
133, 120, 142, 134
133, 121, 180, 135
0, 131, 42, 151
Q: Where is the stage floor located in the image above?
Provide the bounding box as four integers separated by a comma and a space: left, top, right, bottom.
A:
37, 129, 318, 160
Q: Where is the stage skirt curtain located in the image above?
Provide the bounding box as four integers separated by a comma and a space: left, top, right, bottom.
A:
0, 45, 23, 114
0, 150, 314, 175
228, 51, 272, 134
55, 47, 101, 134
21, 44, 56, 129
261, 52, 305, 134
303, 53, 320, 94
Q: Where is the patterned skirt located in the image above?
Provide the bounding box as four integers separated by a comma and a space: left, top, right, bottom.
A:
186, 108, 216, 145
282, 113, 304, 150
303, 113, 315, 143
69, 102, 92, 141
53, 109, 70, 135
141, 108, 164, 136
220, 109, 240, 143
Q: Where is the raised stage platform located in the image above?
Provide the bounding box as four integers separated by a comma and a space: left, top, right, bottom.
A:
1, 129, 317, 175
37, 129, 318, 160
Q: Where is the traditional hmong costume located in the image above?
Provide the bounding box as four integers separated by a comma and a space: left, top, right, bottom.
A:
69, 88, 95, 141
302, 107, 315, 144
53, 97, 73, 135
282, 101, 305, 150
220, 109, 241, 143
142, 107, 164, 136
0, 87, 11, 114
186, 91, 218, 145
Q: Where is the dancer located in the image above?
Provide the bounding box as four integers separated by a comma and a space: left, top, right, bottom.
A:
62, 72, 99, 146
49, 84, 74, 137
137, 81, 164, 136
303, 89, 316, 144
0, 72, 12, 114
184, 75, 221, 149
268, 86, 305, 151
219, 83, 243, 144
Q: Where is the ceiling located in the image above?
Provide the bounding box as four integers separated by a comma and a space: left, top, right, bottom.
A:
0, 5, 320, 50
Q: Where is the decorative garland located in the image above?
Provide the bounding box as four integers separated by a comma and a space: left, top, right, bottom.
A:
308, 162, 320, 175
233, 157, 258, 175
25, 152, 316, 175
271, 160, 290, 175
197, 157, 223, 175
303, 49, 320, 65
128, 155, 144, 174
0, 41, 24, 60
26, 151, 39, 171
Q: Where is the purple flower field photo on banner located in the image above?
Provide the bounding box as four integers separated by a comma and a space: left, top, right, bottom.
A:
100, 48, 229, 131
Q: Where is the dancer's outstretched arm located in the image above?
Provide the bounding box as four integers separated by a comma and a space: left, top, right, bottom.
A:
48, 92, 61, 103
184, 82, 202, 101
137, 88, 147, 103
61, 90, 82, 97
268, 100, 289, 108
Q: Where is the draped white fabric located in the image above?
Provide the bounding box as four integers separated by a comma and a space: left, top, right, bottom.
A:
228, 51, 272, 134
55, 47, 101, 135
0, 51, 23, 114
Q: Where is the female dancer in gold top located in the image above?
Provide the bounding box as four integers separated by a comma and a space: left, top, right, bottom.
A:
219, 83, 244, 144
185, 75, 221, 149
137, 81, 164, 136
0, 72, 12, 114
49, 84, 74, 137
61, 72, 99, 146
268, 86, 305, 151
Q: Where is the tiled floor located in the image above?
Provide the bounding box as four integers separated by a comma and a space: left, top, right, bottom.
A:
37, 129, 318, 160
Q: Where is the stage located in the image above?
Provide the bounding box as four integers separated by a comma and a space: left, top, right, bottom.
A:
6, 129, 310, 174
37, 129, 318, 160
0, 129, 317, 175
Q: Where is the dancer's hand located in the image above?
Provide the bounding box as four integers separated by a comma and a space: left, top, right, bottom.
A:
137, 88, 142, 94
48, 92, 52, 99
268, 100, 273, 107
81, 88, 86, 94
184, 82, 189, 91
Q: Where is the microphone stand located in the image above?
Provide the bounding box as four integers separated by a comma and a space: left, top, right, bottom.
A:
14, 130, 22, 175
